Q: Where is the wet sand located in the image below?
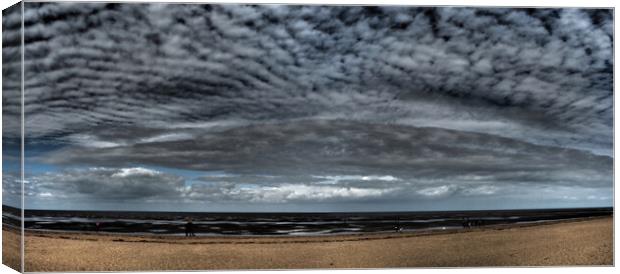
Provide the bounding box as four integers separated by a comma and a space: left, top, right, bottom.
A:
9, 216, 613, 271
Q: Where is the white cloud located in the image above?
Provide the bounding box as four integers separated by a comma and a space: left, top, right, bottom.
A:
111, 167, 162, 178
208, 184, 399, 203
417, 185, 457, 197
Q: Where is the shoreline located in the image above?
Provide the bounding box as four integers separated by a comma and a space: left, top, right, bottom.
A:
5, 216, 612, 271
12, 215, 611, 243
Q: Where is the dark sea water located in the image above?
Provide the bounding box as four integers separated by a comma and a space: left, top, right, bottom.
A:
2, 206, 612, 236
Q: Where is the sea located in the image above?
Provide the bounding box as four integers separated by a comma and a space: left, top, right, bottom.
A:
2, 205, 612, 236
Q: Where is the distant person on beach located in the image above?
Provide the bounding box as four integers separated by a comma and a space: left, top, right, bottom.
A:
185, 219, 196, 237
462, 218, 470, 228
95, 222, 101, 233
394, 216, 402, 232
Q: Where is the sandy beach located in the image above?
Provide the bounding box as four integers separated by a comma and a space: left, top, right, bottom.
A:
5, 216, 613, 271
1, 226, 20, 272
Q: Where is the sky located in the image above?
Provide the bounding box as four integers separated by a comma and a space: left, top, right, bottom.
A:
1, 3, 614, 212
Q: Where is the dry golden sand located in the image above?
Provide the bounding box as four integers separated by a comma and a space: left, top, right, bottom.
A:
1, 227, 21, 272
8, 217, 613, 271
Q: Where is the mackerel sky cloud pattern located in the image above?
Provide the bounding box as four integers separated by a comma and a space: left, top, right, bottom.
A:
1, 3, 613, 211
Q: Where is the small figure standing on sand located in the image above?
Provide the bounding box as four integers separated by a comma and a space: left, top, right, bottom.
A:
394, 216, 401, 232
462, 218, 470, 228
95, 222, 101, 233
185, 218, 196, 237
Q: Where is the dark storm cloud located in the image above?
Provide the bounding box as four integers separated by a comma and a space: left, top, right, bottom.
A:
1, 3, 612, 155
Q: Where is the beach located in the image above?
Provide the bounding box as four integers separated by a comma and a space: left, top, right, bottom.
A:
1, 226, 20, 271
7, 216, 613, 271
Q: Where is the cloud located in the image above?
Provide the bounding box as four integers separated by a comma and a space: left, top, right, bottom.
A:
2, 173, 23, 207
36, 120, 611, 209
19, 162, 612, 210
17, 167, 404, 205
2, 3, 23, 139
185, 183, 399, 203
31, 167, 185, 201
2, 4, 612, 210
0, 4, 610, 155
416, 185, 458, 197
42, 120, 612, 185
